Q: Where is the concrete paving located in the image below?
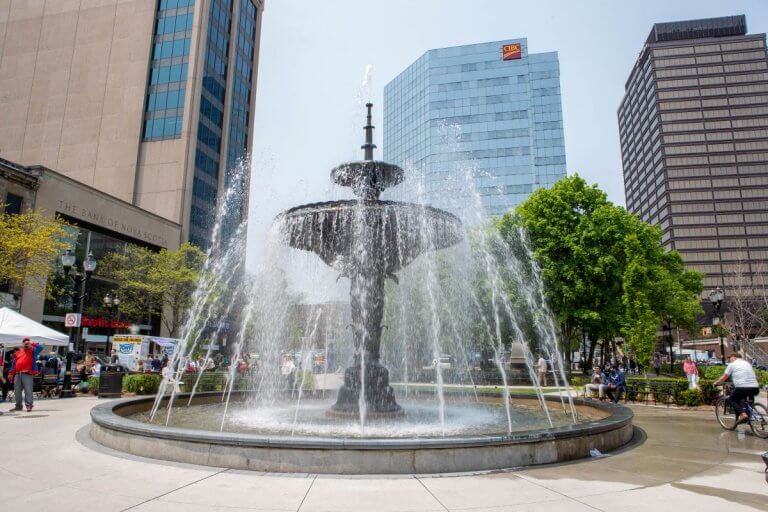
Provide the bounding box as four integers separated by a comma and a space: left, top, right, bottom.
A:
0, 397, 766, 512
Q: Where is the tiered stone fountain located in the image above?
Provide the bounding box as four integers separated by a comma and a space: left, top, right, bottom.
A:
278, 103, 462, 416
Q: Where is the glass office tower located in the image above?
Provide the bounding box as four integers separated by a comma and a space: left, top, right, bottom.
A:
0, 0, 264, 250
383, 39, 566, 217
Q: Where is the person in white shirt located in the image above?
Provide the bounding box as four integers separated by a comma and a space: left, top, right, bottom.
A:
714, 353, 760, 423
536, 355, 548, 386
584, 367, 606, 399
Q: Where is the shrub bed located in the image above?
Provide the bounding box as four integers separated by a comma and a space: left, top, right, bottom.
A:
123, 374, 161, 395
87, 376, 99, 394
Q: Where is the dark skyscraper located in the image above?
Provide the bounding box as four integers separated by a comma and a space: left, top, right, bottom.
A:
619, 15, 768, 294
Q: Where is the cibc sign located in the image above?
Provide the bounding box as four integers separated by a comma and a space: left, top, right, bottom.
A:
502, 43, 522, 61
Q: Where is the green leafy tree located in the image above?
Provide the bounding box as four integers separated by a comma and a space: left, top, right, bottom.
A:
504, 175, 623, 363
505, 175, 703, 370
621, 221, 702, 367
0, 208, 70, 295
100, 242, 206, 337
152, 243, 207, 337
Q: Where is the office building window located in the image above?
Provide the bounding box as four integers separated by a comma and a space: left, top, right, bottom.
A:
3, 193, 23, 214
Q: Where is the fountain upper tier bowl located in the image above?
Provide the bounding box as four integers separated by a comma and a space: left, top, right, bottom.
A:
277, 200, 463, 275
330, 160, 404, 199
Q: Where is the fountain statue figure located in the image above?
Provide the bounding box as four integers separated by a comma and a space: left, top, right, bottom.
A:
276, 103, 463, 415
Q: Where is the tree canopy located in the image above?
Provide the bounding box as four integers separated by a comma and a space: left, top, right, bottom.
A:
0, 208, 70, 295
100, 242, 206, 337
500, 175, 703, 368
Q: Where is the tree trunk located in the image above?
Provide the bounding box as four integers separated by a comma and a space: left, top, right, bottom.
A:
586, 335, 598, 372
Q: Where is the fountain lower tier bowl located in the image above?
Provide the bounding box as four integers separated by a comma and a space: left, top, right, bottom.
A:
91, 392, 634, 474
276, 200, 463, 275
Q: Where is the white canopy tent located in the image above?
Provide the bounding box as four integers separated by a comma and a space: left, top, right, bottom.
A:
0, 307, 69, 347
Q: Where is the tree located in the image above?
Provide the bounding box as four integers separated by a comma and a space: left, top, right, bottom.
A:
620, 221, 702, 368
504, 175, 626, 366
723, 255, 768, 343
152, 243, 207, 337
504, 175, 703, 370
100, 242, 206, 337
0, 208, 70, 295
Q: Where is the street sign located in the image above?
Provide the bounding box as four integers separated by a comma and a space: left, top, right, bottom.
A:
64, 313, 81, 328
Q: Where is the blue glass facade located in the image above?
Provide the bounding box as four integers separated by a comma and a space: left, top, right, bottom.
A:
188, 0, 230, 248
139, 0, 258, 249
383, 39, 567, 216
226, 0, 256, 171
143, 0, 194, 140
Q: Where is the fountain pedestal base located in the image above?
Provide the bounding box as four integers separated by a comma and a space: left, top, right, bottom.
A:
331, 362, 403, 416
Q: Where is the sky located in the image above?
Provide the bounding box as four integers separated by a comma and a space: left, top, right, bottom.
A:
246, 0, 768, 291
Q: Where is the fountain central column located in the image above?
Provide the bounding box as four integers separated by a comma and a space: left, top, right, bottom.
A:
331, 220, 402, 415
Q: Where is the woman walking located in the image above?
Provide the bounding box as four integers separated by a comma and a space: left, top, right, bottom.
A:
683, 356, 699, 389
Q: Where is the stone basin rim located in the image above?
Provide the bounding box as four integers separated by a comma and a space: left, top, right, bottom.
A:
90, 392, 633, 451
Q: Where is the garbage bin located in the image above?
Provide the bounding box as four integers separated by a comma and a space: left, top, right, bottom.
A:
98, 365, 124, 398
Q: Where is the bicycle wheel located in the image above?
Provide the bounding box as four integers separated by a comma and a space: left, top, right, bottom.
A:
715, 397, 738, 430
749, 403, 768, 439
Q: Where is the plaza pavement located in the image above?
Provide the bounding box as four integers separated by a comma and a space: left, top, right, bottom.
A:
0, 396, 766, 512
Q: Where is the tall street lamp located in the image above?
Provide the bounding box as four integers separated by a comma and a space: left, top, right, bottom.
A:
103, 292, 121, 362
663, 320, 674, 373
708, 287, 725, 365
59, 250, 97, 398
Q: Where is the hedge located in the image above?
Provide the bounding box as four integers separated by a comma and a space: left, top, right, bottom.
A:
178, 371, 227, 392
574, 375, 721, 407
699, 365, 768, 386
87, 376, 99, 394
123, 374, 161, 395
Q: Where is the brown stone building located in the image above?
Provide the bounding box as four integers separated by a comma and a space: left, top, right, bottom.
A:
1, 156, 181, 342
618, 15, 768, 297
0, 0, 264, 248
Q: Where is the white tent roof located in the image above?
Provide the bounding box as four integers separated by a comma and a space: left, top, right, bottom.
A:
0, 307, 69, 347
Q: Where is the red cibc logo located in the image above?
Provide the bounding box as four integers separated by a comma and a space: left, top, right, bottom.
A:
502, 43, 522, 61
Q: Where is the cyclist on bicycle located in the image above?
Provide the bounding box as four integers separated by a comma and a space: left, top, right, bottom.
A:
714, 353, 760, 424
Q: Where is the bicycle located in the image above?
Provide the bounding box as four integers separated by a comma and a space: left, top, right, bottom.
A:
715, 384, 768, 439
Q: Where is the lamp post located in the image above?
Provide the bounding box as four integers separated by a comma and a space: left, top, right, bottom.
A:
663, 320, 674, 373
59, 250, 97, 398
103, 292, 120, 363
708, 287, 725, 365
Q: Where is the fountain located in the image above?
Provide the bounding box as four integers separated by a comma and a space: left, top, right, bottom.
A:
89, 104, 634, 474
278, 103, 462, 416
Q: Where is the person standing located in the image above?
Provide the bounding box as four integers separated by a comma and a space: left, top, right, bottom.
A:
536, 354, 548, 386
8, 338, 44, 413
0, 350, 10, 410
683, 356, 699, 389
653, 352, 662, 377
714, 353, 760, 424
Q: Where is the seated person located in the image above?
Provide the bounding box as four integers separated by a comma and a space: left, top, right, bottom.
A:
605, 366, 626, 403
584, 367, 605, 399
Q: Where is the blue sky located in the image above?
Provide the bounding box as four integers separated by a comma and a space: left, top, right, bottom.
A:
248, 1, 767, 243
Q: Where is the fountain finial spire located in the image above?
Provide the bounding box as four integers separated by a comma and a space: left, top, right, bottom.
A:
361, 102, 376, 161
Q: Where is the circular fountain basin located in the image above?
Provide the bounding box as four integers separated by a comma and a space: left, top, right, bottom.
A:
90, 392, 634, 474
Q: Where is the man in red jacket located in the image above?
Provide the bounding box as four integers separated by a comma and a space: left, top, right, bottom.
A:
8, 338, 43, 412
